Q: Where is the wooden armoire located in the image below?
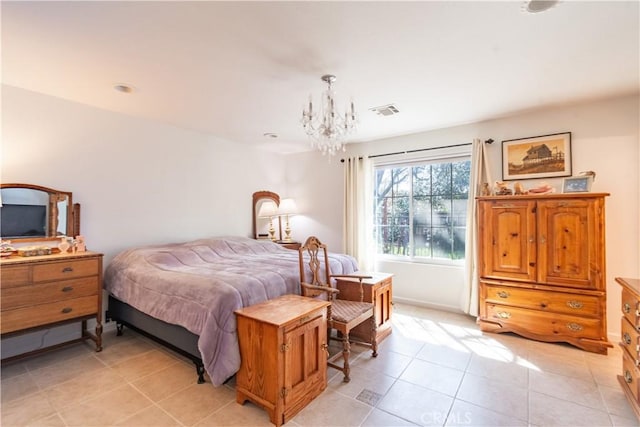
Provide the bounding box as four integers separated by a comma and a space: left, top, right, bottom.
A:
477, 193, 612, 354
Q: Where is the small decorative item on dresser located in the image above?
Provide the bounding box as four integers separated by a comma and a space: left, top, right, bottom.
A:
58, 236, 70, 253
494, 181, 513, 195
562, 175, 593, 193
0, 240, 15, 257
75, 235, 86, 252
17, 246, 52, 257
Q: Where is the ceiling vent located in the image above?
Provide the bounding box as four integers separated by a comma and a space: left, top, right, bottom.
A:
370, 104, 400, 117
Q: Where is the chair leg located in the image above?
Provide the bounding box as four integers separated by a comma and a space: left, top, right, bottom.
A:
342, 334, 351, 382
371, 317, 378, 358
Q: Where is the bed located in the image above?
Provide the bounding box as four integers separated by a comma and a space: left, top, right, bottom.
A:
103, 236, 358, 386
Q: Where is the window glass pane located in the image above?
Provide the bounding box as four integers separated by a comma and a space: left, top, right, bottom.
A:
412, 196, 432, 227
375, 169, 393, 198
452, 160, 471, 196
432, 227, 452, 258
452, 199, 467, 227
413, 225, 431, 258
412, 166, 431, 196
431, 163, 452, 196
392, 167, 410, 196
453, 227, 466, 259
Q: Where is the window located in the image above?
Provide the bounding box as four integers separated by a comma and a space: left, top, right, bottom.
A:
373, 157, 470, 262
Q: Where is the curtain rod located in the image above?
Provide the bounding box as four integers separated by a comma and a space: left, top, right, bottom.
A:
340, 139, 493, 163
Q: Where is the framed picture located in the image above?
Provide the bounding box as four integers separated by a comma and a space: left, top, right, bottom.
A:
502, 132, 572, 180
562, 176, 593, 193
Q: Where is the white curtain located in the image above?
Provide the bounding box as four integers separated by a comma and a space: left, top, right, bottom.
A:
461, 139, 492, 316
343, 156, 374, 272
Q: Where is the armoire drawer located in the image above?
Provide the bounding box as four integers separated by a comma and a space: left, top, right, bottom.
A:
485, 303, 604, 340
622, 288, 640, 330
482, 283, 601, 317
1, 296, 98, 334
1, 276, 99, 310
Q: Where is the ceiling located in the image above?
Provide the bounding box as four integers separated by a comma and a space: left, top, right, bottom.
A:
2, 1, 638, 154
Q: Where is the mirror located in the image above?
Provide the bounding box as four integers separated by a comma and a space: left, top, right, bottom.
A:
252, 190, 281, 241
0, 183, 79, 241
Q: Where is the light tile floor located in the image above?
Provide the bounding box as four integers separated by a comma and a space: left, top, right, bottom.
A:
1, 303, 637, 427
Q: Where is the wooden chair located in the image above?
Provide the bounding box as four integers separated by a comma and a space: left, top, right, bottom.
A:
298, 236, 378, 382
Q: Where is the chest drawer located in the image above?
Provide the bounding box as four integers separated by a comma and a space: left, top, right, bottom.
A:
622, 288, 640, 329
482, 283, 601, 317
32, 258, 99, 282
1, 276, 99, 311
623, 349, 640, 402
1, 266, 31, 288
485, 303, 604, 340
621, 317, 640, 360
1, 295, 98, 334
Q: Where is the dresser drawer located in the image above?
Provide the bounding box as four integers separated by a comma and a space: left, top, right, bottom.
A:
621, 317, 640, 360
0, 296, 98, 334
0, 266, 30, 288
482, 283, 601, 317
622, 288, 640, 329
32, 259, 99, 282
485, 303, 604, 340
623, 349, 640, 402
1, 277, 99, 311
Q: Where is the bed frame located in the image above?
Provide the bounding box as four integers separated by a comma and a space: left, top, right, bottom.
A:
105, 295, 206, 384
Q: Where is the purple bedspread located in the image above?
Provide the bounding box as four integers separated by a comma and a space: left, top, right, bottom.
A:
103, 236, 358, 385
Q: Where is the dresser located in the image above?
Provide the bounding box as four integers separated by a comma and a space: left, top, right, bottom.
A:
335, 272, 393, 343
0, 251, 103, 358
235, 295, 330, 427
616, 277, 640, 420
477, 193, 611, 354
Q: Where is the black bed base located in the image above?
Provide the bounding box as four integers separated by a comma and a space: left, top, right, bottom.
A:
105, 295, 206, 384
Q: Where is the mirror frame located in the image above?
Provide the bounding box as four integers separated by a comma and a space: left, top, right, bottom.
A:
0, 183, 80, 242
252, 190, 281, 241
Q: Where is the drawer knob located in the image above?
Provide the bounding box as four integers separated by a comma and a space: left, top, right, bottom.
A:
497, 291, 509, 299
623, 303, 631, 314
61, 307, 73, 314
495, 311, 511, 319
62, 267, 74, 273
566, 300, 583, 309
62, 286, 74, 293
299, 315, 310, 324
625, 370, 633, 384
566, 322, 583, 332
624, 332, 633, 345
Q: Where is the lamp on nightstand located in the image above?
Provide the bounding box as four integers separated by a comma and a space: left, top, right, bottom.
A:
278, 198, 297, 242
258, 201, 278, 241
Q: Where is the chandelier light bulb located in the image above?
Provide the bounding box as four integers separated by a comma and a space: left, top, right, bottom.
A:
301, 74, 357, 156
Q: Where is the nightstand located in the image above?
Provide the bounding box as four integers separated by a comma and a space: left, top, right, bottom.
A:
276, 241, 301, 250
235, 294, 330, 427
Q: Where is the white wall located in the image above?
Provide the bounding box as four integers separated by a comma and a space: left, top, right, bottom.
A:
2, 85, 288, 264
289, 94, 640, 339
1, 85, 289, 357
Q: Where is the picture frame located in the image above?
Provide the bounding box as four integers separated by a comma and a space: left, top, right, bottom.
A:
562, 176, 593, 193
502, 132, 572, 180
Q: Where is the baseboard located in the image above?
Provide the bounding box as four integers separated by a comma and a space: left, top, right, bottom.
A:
392, 296, 466, 315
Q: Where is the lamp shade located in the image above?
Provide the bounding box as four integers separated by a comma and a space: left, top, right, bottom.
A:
257, 201, 278, 218
278, 198, 297, 216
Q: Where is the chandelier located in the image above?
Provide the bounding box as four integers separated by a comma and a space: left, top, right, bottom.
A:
301, 74, 357, 156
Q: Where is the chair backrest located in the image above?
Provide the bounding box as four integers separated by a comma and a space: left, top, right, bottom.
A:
298, 236, 332, 287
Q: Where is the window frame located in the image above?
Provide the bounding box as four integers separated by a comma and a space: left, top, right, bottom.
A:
372, 150, 471, 266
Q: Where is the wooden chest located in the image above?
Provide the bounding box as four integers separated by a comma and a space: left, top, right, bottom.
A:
616, 277, 640, 421
235, 295, 330, 426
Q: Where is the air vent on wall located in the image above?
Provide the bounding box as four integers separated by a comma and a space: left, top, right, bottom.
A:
369, 104, 400, 116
